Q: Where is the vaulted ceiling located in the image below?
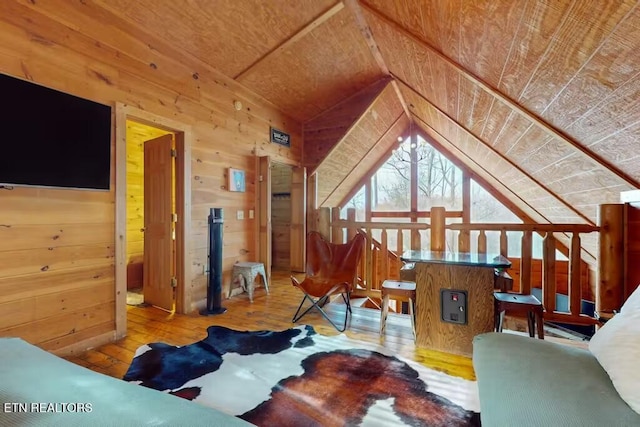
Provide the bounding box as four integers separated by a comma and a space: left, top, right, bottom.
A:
98, 0, 640, 244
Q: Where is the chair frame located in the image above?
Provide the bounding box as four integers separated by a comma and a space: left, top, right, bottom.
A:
291, 231, 365, 332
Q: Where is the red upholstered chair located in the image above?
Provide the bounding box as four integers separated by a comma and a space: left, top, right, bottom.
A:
291, 231, 366, 332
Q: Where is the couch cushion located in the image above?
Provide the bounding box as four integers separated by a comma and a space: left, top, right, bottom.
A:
589, 285, 640, 415
473, 333, 640, 427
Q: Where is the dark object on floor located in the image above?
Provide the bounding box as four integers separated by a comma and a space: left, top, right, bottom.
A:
494, 292, 544, 339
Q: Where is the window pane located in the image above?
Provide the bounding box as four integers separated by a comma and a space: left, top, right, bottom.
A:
416, 138, 462, 211
372, 152, 410, 211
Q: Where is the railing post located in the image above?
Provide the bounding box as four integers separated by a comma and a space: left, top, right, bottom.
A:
431, 206, 446, 251
346, 208, 356, 242
542, 232, 557, 313
597, 204, 624, 315
478, 230, 487, 254
318, 207, 331, 242
569, 233, 582, 316
331, 207, 342, 243
520, 231, 532, 294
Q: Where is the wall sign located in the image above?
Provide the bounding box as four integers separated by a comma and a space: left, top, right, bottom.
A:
270, 127, 290, 147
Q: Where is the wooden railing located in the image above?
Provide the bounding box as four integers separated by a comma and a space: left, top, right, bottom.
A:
314, 206, 601, 327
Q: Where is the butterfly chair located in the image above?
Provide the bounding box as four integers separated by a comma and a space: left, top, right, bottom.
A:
291, 231, 366, 332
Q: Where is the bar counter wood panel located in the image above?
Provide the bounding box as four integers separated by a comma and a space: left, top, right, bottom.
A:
414, 262, 495, 356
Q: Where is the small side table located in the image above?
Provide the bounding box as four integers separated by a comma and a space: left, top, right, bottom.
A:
494, 292, 544, 339
231, 262, 269, 302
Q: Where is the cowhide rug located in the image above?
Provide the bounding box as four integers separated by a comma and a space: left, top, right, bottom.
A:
124, 325, 481, 427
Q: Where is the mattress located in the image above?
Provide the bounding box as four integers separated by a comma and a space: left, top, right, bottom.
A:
0, 338, 251, 426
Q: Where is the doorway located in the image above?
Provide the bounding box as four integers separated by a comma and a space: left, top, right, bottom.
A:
257, 157, 306, 277
115, 104, 192, 339
124, 121, 173, 308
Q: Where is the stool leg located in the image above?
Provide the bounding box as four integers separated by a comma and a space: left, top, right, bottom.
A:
497, 311, 505, 332
260, 268, 269, 294
380, 294, 389, 336
409, 298, 416, 342
527, 312, 535, 338
247, 272, 256, 303
537, 310, 544, 340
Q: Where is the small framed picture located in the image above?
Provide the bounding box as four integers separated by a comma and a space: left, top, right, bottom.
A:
228, 168, 246, 192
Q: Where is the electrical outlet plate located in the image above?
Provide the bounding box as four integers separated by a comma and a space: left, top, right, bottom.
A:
237, 210, 244, 220
249, 209, 254, 219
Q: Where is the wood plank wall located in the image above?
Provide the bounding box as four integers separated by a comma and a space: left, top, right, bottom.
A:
0, 1, 301, 353
125, 122, 171, 289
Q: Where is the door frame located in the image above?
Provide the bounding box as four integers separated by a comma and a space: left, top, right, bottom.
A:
114, 103, 192, 339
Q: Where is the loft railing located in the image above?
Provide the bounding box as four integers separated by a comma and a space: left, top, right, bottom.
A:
313, 206, 601, 327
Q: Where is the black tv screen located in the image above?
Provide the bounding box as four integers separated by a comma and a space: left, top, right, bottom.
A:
0, 73, 111, 190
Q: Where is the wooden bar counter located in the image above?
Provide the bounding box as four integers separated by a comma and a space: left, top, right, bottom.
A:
401, 251, 511, 357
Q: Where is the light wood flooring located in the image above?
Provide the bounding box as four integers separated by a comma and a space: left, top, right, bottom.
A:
65, 270, 476, 381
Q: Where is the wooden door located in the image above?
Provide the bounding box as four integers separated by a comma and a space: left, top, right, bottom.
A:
290, 166, 306, 272
258, 156, 272, 276
143, 134, 174, 311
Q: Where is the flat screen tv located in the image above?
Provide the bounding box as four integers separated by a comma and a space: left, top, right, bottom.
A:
0, 73, 112, 190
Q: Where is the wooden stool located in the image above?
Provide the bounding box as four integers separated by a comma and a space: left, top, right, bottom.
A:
380, 280, 416, 341
494, 292, 544, 339
231, 262, 269, 302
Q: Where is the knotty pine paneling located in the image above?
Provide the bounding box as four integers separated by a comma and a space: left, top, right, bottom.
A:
0, 1, 301, 351
304, 78, 390, 171
316, 83, 404, 207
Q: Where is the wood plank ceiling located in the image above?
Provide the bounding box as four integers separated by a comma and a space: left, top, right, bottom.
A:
96, 0, 639, 241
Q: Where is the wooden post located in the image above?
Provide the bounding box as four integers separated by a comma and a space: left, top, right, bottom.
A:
397, 228, 404, 256
598, 204, 624, 314
569, 233, 582, 316
307, 172, 318, 232
542, 232, 557, 313
331, 207, 342, 243
317, 207, 331, 242
346, 208, 356, 242
431, 206, 446, 251
520, 231, 532, 294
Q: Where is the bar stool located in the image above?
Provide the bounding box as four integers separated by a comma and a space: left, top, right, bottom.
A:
494, 292, 544, 339
231, 262, 269, 302
380, 280, 416, 341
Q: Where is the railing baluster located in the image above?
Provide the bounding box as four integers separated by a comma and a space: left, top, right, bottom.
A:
398, 229, 404, 256
458, 230, 470, 253
478, 230, 487, 254
499, 230, 508, 257
542, 232, 557, 314
365, 227, 372, 291
381, 229, 388, 288
520, 231, 532, 294
569, 233, 582, 317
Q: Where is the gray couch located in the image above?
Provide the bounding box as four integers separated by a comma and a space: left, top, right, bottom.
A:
473, 333, 640, 427
0, 338, 250, 427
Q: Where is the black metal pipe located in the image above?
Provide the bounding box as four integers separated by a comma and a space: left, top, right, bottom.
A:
200, 208, 227, 316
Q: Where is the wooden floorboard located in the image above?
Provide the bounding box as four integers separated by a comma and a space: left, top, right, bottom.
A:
66, 270, 477, 381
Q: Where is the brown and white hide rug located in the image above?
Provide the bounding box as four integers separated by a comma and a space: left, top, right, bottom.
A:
124, 325, 481, 426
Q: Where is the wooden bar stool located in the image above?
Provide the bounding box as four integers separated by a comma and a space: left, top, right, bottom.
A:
494, 292, 544, 339
380, 280, 416, 341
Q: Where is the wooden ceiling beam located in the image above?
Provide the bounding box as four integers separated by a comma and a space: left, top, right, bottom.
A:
234, 2, 345, 81
329, 113, 406, 208
344, 0, 410, 119
398, 79, 596, 226
360, 0, 640, 189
